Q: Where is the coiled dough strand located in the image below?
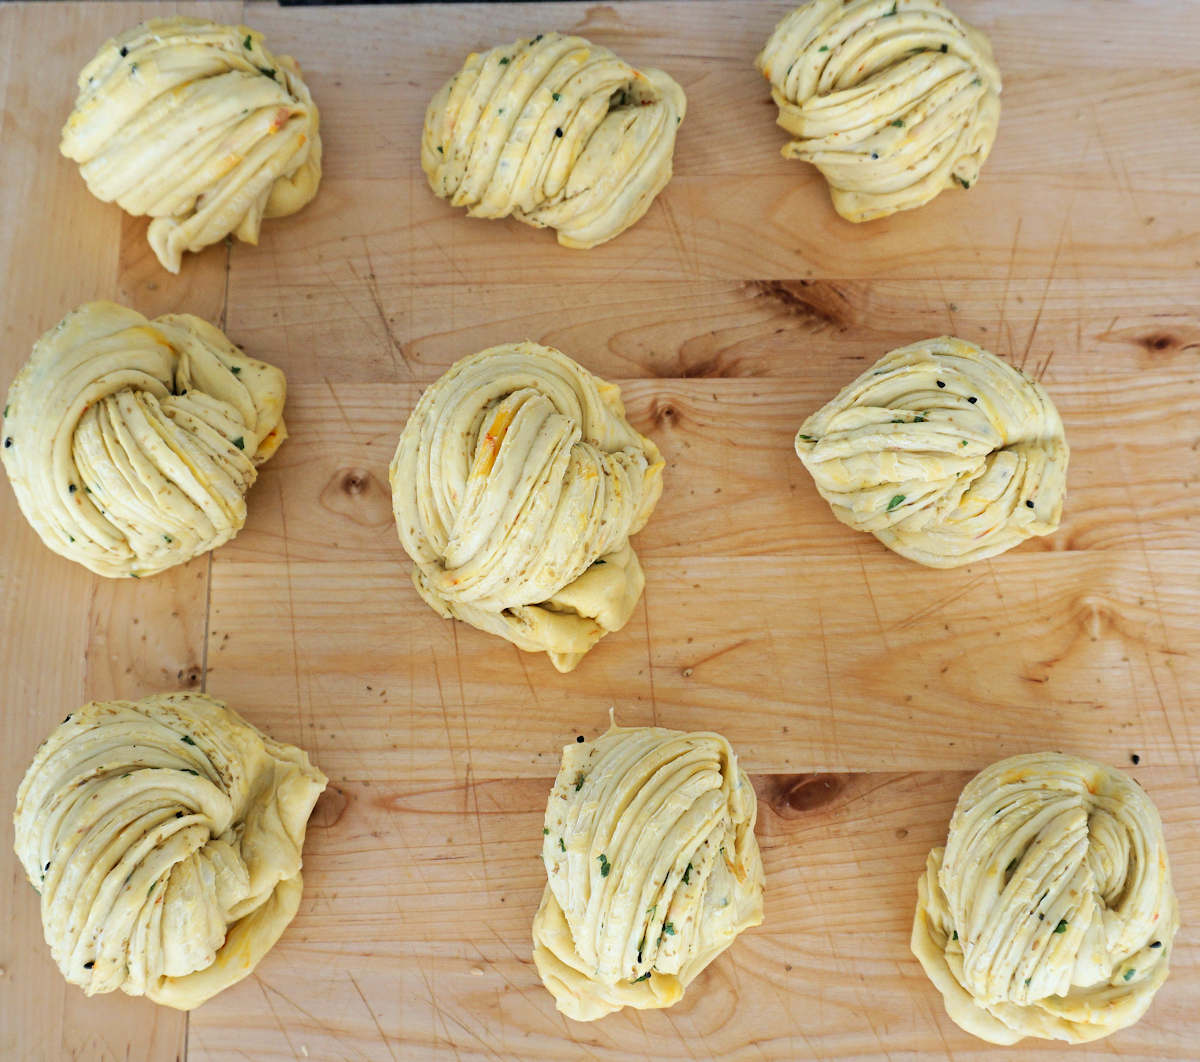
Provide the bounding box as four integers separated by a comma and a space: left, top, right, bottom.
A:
758, 0, 1001, 221
61, 16, 322, 273
912, 752, 1179, 1044
390, 342, 663, 672
13, 692, 327, 1010
795, 336, 1067, 567
422, 32, 686, 247
1, 301, 287, 578
533, 721, 765, 1021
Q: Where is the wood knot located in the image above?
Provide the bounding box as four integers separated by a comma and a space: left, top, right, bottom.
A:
176, 666, 201, 689
340, 468, 372, 495
1140, 333, 1177, 353
312, 786, 350, 829
319, 466, 393, 527
770, 773, 845, 817
651, 398, 679, 425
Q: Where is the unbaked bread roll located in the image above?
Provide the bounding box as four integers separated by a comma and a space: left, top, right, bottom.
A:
61, 16, 322, 273
1, 301, 286, 578
389, 342, 663, 672
14, 692, 326, 1010
533, 720, 764, 1021
794, 336, 1067, 567
422, 32, 686, 247
757, 0, 1001, 221
912, 752, 1179, 1044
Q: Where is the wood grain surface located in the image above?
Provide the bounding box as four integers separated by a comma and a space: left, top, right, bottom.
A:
0, 2, 1197, 1060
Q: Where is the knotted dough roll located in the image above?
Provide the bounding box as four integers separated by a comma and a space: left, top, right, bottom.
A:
757, 0, 1001, 222
794, 336, 1067, 567
14, 692, 327, 1010
61, 16, 322, 273
422, 32, 686, 248
912, 753, 1179, 1044
533, 720, 765, 1021
1, 301, 287, 578
389, 342, 663, 672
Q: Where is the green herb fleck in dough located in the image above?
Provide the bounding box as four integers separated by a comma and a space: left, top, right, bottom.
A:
233, 437, 245, 450
1054, 919, 1069, 934
598, 853, 611, 877
887, 494, 906, 511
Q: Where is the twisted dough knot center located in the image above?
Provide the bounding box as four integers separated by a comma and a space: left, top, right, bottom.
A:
422, 31, 686, 247
757, 0, 1001, 221
913, 753, 1178, 1045
1, 302, 286, 578
533, 724, 764, 1020
13, 693, 326, 1010
60, 16, 322, 272
391, 343, 662, 671
796, 337, 1067, 567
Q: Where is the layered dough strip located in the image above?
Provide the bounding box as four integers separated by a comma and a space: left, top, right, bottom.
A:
13, 692, 327, 1010
533, 721, 765, 1021
61, 16, 322, 273
795, 336, 1067, 567
757, 0, 1001, 221
1, 301, 287, 578
912, 753, 1179, 1044
390, 342, 663, 672
422, 32, 686, 247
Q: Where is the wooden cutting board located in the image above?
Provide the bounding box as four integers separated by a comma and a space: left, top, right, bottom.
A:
1, 2, 1197, 1059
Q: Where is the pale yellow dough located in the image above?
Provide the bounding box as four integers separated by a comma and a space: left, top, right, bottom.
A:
533, 721, 765, 1021
422, 32, 686, 247
1, 301, 287, 578
757, 0, 1001, 221
912, 753, 1179, 1044
389, 342, 662, 672
795, 336, 1067, 567
61, 16, 322, 273
14, 692, 327, 1011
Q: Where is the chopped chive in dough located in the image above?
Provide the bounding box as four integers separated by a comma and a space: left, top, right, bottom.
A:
231, 365, 241, 374
819, 45, 829, 51
955, 175, 972, 189
1124, 968, 1136, 981
129, 572, 140, 579
683, 862, 692, 884
181, 768, 199, 776
663, 922, 675, 935
1024, 977, 1031, 986
436, 145, 443, 154
887, 494, 906, 511
574, 771, 585, 791
257, 66, 276, 80
559, 836, 566, 852
1005, 857, 1019, 876
891, 119, 905, 128
163, 534, 173, 543
3, 404, 8, 416
1054, 919, 1069, 933
598, 853, 611, 877
951, 929, 958, 941
961, 440, 968, 446
552, 92, 561, 100
543, 827, 550, 835
243, 34, 252, 50
233, 436, 245, 450
885, 2, 899, 14
632, 971, 651, 982
68, 536, 75, 542
181, 735, 196, 746
499, 57, 510, 65
148, 881, 156, 896
798, 434, 815, 441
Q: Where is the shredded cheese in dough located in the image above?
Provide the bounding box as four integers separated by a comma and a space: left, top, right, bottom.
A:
13, 692, 326, 1011
422, 32, 686, 247
533, 720, 765, 1021
757, 0, 1000, 221
389, 342, 662, 672
61, 16, 322, 272
1, 301, 287, 578
912, 753, 1179, 1044
794, 336, 1067, 567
